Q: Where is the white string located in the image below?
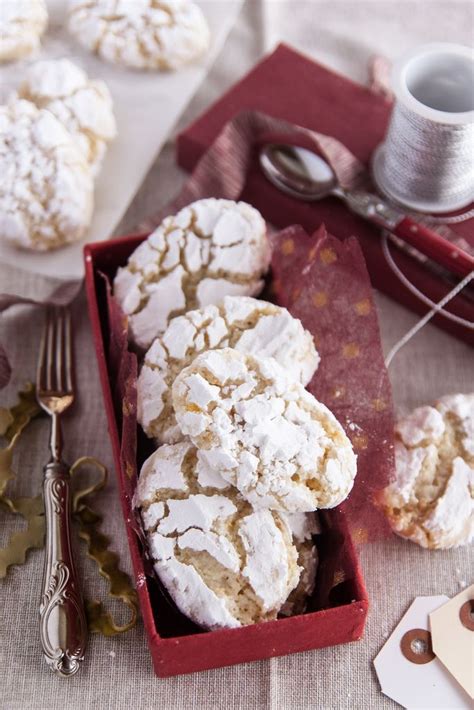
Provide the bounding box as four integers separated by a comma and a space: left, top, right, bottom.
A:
379, 101, 474, 212
382, 233, 474, 329
384, 247, 474, 368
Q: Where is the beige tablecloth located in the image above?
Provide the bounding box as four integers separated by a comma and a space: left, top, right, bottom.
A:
1, 2, 473, 708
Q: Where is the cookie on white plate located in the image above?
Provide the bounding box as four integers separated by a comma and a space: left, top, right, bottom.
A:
138, 296, 320, 443
0, 99, 94, 251
172, 348, 357, 512
113, 199, 271, 350
0, 0, 48, 63
380, 393, 474, 549
68, 0, 210, 71
133, 441, 301, 630
19, 58, 117, 176
280, 512, 319, 617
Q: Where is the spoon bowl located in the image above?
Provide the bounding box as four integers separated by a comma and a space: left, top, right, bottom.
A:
259, 144, 340, 200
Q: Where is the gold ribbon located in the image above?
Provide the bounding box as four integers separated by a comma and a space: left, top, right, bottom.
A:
70, 457, 138, 635
0, 384, 44, 577
0, 386, 138, 636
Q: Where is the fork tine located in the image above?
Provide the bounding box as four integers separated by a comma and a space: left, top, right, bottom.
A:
56, 308, 64, 393
46, 307, 55, 392
37, 306, 74, 397
64, 308, 73, 393
36, 308, 49, 392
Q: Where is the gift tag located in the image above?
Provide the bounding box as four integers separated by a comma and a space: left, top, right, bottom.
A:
430, 584, 474, 699
374, 596, 472, 709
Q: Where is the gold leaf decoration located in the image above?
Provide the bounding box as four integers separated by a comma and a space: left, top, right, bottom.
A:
71, 457, 139, 636
0, 384, 45, 577
0, 497, 44, 577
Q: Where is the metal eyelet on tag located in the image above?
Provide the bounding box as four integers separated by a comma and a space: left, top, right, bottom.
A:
459, 600, 474, 631
374, 596, 471, 709
400, 628, 435, 664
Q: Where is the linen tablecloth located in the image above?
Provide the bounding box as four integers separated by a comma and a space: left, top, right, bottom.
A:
1, 2, 473, 708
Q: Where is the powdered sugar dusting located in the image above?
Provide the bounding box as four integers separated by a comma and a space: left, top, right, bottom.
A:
137, 295, 319, 442
0, 0, 47, 62
0, 99, 93, 251
172, 348, 357, 512
19, 58, 117, 175
133, 440, 301, 630
68, 0, 210, 70
382, 393, 474, 548
113, 199, 271, 350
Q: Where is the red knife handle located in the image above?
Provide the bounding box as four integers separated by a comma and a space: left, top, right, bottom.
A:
393, 217, 474, 279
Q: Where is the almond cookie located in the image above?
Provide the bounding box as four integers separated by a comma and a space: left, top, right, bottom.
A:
138, 296, 320, 443
0, 0, 48, 63
0, 99, 94, 251
19, 58, 117, 176
280, 512, 319, 617
68, 0, 210, 71
113, 199, 271, 350
380, 393, 474, 549
172, 348, 357, 512
133, 441, 301, 630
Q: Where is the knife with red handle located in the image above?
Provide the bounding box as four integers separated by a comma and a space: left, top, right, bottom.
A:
393, 217, 474, 278
344, 191, 474, 278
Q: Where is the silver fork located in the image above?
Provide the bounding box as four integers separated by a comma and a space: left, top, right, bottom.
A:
36, 306, 87, 677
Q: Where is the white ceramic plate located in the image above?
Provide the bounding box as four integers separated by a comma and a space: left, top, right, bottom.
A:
0, 0, 243, 281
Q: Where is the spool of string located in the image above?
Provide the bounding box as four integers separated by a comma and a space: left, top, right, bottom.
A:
373, 43, 474, 214
371, 44, 474, 362
379, 103, 474, 210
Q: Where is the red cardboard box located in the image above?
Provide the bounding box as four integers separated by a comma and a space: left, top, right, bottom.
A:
84, 233, 369, 677
176, 44, 474, 346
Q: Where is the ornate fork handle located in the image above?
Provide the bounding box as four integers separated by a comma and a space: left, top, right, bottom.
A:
40, 460, 87, 677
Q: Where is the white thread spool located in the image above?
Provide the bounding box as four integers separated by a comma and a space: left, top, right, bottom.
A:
373, 43, 474, 214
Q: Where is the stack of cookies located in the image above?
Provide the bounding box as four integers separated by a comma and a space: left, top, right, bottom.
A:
0, 0, 212, 252
119, 198, 358, 630
0, 58, 116, 251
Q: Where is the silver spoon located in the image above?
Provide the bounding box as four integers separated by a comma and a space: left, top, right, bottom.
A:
259, 144, 473, 278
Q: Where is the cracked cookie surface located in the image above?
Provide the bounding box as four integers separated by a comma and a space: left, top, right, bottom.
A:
0, 0, 48, 62
113, 199, 271, 350
68, 0, 210, 70
172, 348, 357, 512
0, 99, 94, 251
19, 58, 117, 175
138, 295, 320, 443
133, 440, 301, 630
380, 393, 474, 549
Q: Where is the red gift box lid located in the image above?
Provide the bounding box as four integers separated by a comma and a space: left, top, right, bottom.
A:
177, 43, 474, 346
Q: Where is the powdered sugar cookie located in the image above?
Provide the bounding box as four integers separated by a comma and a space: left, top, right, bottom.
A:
19, 58, 117, 175
138, 296, 320, 443
172, 348, 357, 512
381, 393, 474, 549
113, 199, 271, 350
133, 441, 301, 630
0, 99, 93, 251
280, 512, 319, 617
0, 0, 47, 63
68, 0, 210, 71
